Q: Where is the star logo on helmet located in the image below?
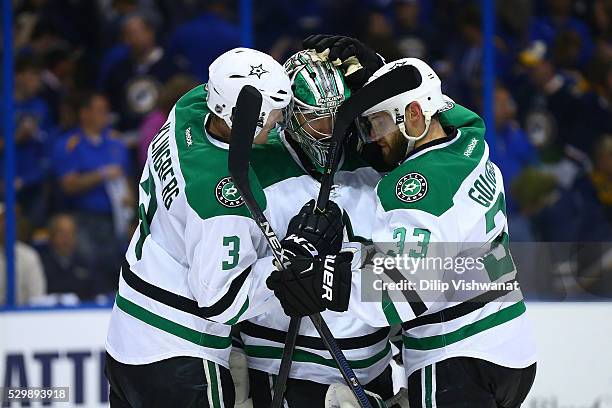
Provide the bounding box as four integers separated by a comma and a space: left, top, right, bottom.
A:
390, 61, 408, 70
249, 64, 269, 79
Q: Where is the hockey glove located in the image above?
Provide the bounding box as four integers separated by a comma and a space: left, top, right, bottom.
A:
285, 199, 344, 257
273, 233, 319, 270
266, 252, 353, 317
303, 34, 384, 91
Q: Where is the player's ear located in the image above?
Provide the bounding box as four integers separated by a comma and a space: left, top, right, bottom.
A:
405, 102, 421, 124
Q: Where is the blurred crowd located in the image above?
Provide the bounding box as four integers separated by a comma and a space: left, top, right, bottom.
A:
0, 0, 611, 306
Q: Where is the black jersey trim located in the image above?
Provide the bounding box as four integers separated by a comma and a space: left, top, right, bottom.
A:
401, 279, 518, 331
241, 321, 390, 350
362, 248, 428, 317
121, 259, 251, 320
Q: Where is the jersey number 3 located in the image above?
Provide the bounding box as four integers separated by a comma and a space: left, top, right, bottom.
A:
222, 236, 240, 270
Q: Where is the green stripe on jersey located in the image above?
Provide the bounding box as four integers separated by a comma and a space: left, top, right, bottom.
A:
207, 361, 222, 408
403, 300, 526, 351
424, 364, 433, 408
115, 294, 232, 349
244, 342, 391, 370
377, 103, 486, 217
382, 290, 403, 326
224, 297, 249, 325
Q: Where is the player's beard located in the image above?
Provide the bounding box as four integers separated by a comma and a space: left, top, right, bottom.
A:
378, 128, 408, 167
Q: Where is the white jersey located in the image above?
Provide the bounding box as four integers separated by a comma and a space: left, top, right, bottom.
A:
344, 103, 537, 377
241, 132, 393, 385
106, 85, 279, 368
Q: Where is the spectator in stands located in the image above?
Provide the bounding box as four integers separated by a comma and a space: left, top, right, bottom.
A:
102, 13, 181, 136
513, 166, 611, 242
166, 0, 240, 82
138, 74, 197, 166
592, 0, 612, 56
578, 55, 612, 153
494, 84, 539, 240
0, 55, 51, 228
514, 41, 584, 155
529, 0, 594, 67
40, 44, 77, 124
362, 11, 402, 62
40, 214, 99, 300
494, 85, 539, 193
591, 134, 612, 223
445, 5, 484, 106
0, 203, 46, 306
52, 92, 131, 292
393, 0, 439, 60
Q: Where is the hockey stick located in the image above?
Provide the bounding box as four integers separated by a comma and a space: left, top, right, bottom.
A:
227, 85, 373, 408
273, 65, 425, 406
316, 64, 423, 211
225, 85, 298, 408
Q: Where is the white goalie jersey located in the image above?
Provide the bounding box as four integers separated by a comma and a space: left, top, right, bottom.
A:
242, 131, 393, 386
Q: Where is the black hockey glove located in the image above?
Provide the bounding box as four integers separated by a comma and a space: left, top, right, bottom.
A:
302, 34, 384, 91
285, 199, 344, 257
267, 252, 353, 317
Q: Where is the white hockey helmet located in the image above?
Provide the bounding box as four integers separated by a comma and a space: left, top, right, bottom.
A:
362, 58, 446, 153
207, 47, 292, 137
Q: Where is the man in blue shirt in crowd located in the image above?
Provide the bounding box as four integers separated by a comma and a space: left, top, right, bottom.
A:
166, 0, 240, 81
0, 55, 52, 227
53, 92, 131, 293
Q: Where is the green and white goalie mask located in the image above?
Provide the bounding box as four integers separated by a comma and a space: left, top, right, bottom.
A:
283, 50, 351, 168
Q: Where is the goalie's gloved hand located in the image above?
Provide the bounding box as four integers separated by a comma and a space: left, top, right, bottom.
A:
302, 34, 384, 91
285, 199, 344, 257
273, 233, 319, 270
266, 252, 353, 317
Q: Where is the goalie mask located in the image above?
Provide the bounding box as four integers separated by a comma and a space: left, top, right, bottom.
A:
284, 50, 351, 168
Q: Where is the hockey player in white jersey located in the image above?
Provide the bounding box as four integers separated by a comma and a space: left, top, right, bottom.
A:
268, 36, 538, 407
104, 48, 294, 407
240, 50, 396, 407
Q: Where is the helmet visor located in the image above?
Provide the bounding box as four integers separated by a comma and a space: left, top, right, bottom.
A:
360, 111, 400, 144
254, 108, 284, 143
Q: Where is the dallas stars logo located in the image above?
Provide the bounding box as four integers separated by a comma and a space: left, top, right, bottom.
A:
395, 172, 428, 203
215, 177, 244, 208
249, 64, 268, 78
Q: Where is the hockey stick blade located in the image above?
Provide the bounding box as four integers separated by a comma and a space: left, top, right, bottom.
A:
316, 64, 423, 211
227, 87, 372, 408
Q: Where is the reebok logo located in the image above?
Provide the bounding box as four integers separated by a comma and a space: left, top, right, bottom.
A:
464, 138, 478, 157
322, 256, 335, 301
185, 127, 193, 147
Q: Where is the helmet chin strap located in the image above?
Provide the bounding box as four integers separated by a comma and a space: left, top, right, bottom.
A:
399, 115, 432, 157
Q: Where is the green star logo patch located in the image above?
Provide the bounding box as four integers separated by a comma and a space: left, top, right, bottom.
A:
215, 177, 244, 208
396, 172, 428, 203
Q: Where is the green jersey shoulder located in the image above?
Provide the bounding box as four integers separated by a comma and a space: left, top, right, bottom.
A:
250, 132, 306, 188
377, 103, 487, 217
173, 84, 266, 220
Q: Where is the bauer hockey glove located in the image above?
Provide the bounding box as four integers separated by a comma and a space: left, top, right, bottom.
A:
284, 199, 344, 258
303, 34, 384, 91
267, 252, 353, 317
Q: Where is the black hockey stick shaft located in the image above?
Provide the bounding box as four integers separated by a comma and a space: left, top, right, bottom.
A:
228, 86, 372, 408
316, 64, 424, 211
270, 317, 300, 408
226, 86, 296, 408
